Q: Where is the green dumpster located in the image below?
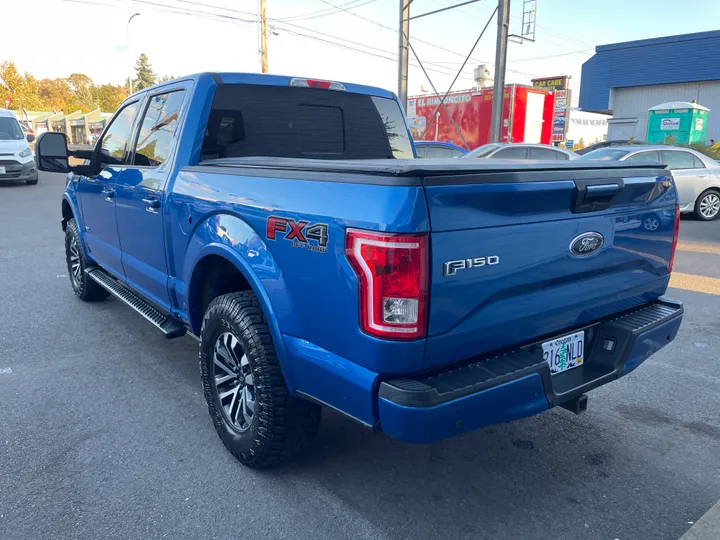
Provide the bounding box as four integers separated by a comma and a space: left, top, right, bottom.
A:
646, 101, 709, 144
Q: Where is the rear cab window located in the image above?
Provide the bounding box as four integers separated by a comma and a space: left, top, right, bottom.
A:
200, 85, 413, 161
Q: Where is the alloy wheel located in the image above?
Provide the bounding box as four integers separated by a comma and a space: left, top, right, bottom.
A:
700, 193, 720, 219
643, 217, 660, 231
69, 237, 82, 286
213, 332, 256, 432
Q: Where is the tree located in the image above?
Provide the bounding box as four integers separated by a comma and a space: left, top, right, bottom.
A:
38, 78, 72, 111
133, 53, 156, 90
93, 84, 128, 112
158, 75, 175, 83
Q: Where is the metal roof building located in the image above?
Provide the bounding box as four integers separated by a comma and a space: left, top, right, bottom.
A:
579, 30, 720, 142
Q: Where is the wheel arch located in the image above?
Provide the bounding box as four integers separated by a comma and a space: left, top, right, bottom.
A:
184, 239, 296, 391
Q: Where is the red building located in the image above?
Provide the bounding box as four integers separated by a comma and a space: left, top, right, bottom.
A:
407, 84, 555, 150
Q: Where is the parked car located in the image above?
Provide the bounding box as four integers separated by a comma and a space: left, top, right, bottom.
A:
464, 142, 578, 160
0, 109, 38, 185
414, 140, 467, 158
579, 145, 720, 220
574, 140, 631, 155
35, 73, 683, 468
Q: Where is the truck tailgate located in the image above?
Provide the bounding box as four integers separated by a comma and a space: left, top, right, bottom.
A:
423, 166, 677, 369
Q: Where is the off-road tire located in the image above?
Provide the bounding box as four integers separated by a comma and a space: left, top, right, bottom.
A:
694, 189, 720, 221
64, 219, 109, 301
200, 291, 321, 468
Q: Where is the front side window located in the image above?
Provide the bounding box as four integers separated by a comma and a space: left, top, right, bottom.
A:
530, 147, 566, 160
0, 117, 24, 140
424, 146, 454, 158
133, 90, 186, 167
663, 151, 695, 170
100, 102, 140, 166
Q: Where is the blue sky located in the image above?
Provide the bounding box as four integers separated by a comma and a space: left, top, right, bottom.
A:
4, 0, 720, 103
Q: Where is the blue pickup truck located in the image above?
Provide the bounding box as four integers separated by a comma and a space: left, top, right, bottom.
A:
35, 72, 684, 468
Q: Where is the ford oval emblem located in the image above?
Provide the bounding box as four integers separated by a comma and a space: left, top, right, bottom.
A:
570, 232, 604, 257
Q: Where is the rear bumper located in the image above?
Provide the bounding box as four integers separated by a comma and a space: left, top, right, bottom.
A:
378, 297, 683, 443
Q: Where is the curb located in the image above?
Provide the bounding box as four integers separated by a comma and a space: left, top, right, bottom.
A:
680, 499, 720, 539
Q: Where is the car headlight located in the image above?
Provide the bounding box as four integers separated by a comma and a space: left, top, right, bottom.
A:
19, 147, 33, 158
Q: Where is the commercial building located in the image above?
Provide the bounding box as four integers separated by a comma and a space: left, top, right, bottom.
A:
9, 106, 112, 144
579, 30, 720, 142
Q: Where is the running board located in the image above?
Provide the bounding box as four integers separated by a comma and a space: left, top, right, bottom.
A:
86, 268, 186, 339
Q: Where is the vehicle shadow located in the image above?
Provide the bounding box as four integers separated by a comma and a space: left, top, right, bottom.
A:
280, 407, 680, 540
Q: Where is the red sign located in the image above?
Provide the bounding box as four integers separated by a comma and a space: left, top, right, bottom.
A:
4, 96, 10, 109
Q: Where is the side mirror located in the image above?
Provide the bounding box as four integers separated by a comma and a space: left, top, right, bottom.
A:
35, 132, 69, 173
26, 133, 36, 143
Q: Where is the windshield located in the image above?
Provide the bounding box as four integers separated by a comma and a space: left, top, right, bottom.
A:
464, 144, 499, 159
578, 148, 631, 161
0, 117, 24, 140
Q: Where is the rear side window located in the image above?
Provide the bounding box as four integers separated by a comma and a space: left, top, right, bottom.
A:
491, 146, 528, 159
451, 149, 465, 157
693, 154, 706, 168
133, 90, 186, 167
200, 85, 413, 161
663, 151, 695, 170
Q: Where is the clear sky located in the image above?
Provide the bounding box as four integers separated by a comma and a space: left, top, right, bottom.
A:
4, 0, 720, 105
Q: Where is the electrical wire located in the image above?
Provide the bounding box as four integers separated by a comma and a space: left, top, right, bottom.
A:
275, 0, 376, 22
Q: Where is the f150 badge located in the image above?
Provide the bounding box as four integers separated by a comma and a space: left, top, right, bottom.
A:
443, 256, 500, 276
267, 216, 329, 253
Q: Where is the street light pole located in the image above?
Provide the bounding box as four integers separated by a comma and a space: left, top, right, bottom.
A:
397, 0, 410, 111
127, 12, 141, 94
489, 0, 510, 143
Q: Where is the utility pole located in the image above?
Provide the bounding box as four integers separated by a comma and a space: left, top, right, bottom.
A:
398, 0, 410, 111
490, 0, 510, 142
260, 0, 268, 73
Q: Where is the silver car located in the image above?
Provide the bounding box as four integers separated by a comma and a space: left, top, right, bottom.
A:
579, 145, 720, 221
464, 143, 579, 161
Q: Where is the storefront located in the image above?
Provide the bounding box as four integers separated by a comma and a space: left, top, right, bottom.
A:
88, 119, 106, 144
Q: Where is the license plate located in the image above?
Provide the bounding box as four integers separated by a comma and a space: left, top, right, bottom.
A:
542, 331, 584, 375
0, 167, 5, 175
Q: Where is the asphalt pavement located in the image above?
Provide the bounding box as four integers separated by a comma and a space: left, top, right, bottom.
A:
1, 173, 719, 540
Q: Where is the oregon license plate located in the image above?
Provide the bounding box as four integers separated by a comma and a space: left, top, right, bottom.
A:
0, 167, 5, 175
542, 331, 584, 375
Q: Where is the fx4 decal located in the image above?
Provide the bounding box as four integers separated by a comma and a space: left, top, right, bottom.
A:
267, 216, 329, 253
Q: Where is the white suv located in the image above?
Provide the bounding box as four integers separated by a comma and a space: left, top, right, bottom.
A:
0, 109, 38, 185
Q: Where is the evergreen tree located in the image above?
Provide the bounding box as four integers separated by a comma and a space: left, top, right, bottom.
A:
133, 53, 156, 91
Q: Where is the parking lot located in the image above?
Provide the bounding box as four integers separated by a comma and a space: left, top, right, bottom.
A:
1, 172, 719, 540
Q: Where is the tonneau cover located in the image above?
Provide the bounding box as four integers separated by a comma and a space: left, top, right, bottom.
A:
198, 157, 668, 179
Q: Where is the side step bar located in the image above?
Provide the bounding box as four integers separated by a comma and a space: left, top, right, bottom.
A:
86, 268, 186, 339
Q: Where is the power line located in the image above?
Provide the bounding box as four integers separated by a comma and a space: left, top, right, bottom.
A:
275, 0, 376, 22
507, 48, 595, 62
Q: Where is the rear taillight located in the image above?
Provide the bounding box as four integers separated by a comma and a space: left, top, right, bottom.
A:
346, 229, 428, 340
668, 204, 680, 273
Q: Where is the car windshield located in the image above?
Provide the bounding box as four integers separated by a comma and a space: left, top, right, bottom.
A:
578, 148, 631, 161
464, 144, 499, 158
0, 117, 24, 140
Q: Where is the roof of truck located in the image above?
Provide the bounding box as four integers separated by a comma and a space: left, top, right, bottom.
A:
131, 72, 396, 100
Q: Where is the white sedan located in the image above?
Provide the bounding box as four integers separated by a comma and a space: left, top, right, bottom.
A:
579, 145, 720, 221
463, 143, 579, 161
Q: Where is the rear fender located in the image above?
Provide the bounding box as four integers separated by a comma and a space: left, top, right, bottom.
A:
180, 214, 298, 391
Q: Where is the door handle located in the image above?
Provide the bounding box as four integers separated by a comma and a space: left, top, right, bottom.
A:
697, 174, 708, 179
142, 197, 160, 210
101, 188, 115, 202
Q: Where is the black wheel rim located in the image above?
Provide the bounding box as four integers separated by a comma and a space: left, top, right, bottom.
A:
69, 236, 82, 287
213, 332, 256, 432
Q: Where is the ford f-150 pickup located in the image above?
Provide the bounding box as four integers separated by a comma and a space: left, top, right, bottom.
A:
35, 72, 684, 468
